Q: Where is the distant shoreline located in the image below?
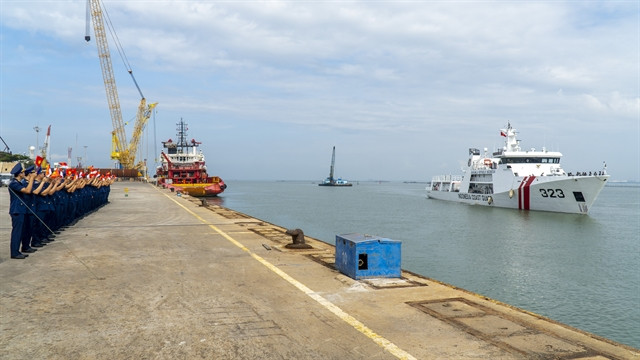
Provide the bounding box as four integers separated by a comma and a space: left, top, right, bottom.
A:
241, 179, 638, 186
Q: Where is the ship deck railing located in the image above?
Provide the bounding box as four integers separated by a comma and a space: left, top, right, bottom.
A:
431, 175, 462, 183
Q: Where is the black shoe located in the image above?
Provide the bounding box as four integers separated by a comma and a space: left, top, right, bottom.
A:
31, 243, 45, 248
47, 238, 55, 242
22, 248, 37, 253
11, 254, 27, 259
54, 231, 61, 235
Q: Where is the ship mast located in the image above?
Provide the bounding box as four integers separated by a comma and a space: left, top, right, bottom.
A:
176, 119, 188, 151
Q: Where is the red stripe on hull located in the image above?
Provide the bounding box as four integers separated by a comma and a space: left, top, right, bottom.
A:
524, 176, 533, 209
518, 176, 536, 210
518, 177, 527, 209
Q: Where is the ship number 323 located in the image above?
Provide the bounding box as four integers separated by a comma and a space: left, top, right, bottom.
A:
539, 189, 565, 198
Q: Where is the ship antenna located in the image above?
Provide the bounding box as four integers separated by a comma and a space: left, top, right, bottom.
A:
176, 118, 189, 149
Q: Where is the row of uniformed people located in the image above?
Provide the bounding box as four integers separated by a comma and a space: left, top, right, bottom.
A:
7, 163, 113, 259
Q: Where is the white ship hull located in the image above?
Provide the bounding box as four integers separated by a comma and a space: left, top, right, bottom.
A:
427, 174, 608, 214
427, 123, 609, 214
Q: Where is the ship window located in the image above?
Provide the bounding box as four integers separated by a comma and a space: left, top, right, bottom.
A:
467, 183, 493, 194
573, 192, 585, 202
504, 157, 554, 164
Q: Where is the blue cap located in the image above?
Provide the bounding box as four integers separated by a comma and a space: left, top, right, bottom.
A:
10, 163, 23, 175
24, 165, 35, 175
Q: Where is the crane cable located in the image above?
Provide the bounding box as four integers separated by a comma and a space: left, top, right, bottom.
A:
90, 0, 145, 99
102, 1, 145, 99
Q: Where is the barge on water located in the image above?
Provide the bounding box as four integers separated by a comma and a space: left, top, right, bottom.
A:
319, 146, 352, 187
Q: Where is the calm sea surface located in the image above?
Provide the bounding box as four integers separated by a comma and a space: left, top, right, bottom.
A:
209, 181, 640, 349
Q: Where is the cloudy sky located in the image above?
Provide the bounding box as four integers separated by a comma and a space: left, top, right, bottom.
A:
1, 1, 638, 181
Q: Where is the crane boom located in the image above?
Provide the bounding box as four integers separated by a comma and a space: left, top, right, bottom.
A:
86, 0, 127, 163
128, 99, 157, 168
328, 146, 336, 181
0, 135, 11, 153
85, 0, 156, 169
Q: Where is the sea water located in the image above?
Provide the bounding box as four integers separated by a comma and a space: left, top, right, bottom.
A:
209, 181, 640, 349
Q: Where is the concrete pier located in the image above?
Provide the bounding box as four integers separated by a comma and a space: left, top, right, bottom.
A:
1, 182, 638, 359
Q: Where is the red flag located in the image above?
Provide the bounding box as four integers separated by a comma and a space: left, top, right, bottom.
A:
500, 131, 507, 137
35, 156, 43, 167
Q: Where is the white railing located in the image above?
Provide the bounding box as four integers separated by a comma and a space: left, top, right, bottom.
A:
431, 175, 462, 183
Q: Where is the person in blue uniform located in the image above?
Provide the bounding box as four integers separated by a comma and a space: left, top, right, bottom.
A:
8, 163, 36, 259
40, 175, 64, 241
30, 168, 53, 248
19, 165, 46, 252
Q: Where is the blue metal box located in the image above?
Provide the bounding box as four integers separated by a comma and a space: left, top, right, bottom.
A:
335, 233, 401, 280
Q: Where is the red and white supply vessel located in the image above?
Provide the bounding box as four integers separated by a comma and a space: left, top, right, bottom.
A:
427, 123, 609, 214
156, 119, 226, 197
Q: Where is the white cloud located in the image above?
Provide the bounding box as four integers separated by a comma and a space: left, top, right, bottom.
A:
582, 92, 640, 117
1, 0, 638, 180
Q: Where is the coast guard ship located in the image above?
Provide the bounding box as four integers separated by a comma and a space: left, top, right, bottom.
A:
427, 123, 609, 214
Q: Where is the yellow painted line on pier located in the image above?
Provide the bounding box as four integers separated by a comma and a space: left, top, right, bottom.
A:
161, 190, 417, 360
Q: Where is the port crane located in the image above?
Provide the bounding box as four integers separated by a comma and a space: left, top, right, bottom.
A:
0, 135, 10, 153
85, 0, 156, 169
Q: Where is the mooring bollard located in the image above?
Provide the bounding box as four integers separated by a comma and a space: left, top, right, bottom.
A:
285, 228, 312, 249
